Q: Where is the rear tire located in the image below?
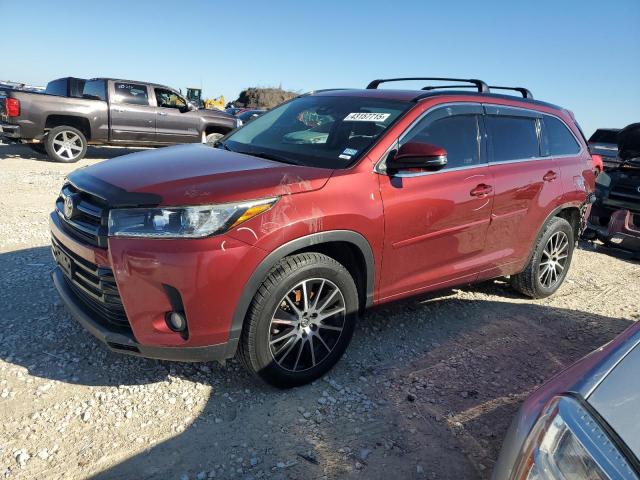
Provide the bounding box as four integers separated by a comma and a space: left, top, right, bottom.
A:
238, 253, 359, 388
44, 126, 87, 163
511, 216, 575, 299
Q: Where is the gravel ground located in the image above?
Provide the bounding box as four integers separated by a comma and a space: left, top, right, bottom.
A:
1, 142, 639, 480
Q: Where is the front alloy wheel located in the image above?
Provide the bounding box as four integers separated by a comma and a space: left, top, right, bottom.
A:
239, 253, 358, 388
269, 278, 346, 372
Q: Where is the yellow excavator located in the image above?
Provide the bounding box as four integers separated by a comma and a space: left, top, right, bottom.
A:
185, 87, 225, 110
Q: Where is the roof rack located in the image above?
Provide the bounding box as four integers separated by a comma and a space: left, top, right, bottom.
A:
367, 77, 489, 93
488, 86, 533, 99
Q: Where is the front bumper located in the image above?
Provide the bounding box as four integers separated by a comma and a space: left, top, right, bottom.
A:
52, 267, 236, 361
49, 211, 267, 362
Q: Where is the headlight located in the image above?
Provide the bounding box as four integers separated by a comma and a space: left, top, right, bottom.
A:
108, 197, 277, 239
512, 396, 638, 480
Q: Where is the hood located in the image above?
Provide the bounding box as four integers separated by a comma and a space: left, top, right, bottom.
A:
68, 144, 333, 207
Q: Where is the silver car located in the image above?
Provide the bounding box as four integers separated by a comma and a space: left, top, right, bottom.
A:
493, 321, 640, 479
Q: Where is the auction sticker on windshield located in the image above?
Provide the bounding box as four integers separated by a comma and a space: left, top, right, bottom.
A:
344, 112, 391, 122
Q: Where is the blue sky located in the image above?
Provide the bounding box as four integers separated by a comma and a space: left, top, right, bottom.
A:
4, 0, 639, 136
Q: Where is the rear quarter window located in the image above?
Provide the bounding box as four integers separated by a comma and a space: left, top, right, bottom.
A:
113, 82, 149, 106
541, 115, 581, 156
486, 115, 540, 162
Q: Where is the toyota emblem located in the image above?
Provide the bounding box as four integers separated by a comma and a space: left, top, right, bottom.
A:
63, 195, 76, 219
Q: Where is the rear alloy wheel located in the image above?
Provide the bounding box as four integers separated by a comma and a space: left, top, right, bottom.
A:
511, 216, 575, 298
45, 126, 87, 163
239, 253, 358, 388
538, 231, 569, 289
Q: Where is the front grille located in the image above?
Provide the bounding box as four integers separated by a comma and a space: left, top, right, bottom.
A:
52, 236, 130, 330
55, 184, 108, 247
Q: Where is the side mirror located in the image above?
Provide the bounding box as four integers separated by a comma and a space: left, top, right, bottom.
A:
387, 142, 448, 172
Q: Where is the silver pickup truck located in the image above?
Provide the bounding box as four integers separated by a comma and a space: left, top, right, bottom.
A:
0, 77, 240, 162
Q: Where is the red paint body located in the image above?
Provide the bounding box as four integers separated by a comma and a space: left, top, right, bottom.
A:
50, 91, 595, 357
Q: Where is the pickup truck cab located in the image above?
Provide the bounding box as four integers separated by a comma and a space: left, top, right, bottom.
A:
0, 77, 239, 162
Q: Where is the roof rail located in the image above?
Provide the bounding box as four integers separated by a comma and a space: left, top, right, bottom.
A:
421, 85, 477, 91
488, 86, 533, 99
367, 77, 489, 93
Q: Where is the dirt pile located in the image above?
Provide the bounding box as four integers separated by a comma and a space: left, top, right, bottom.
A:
229, 87, 298, 109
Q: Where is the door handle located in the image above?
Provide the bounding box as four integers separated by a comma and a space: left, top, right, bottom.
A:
157, 112, 168, 116
113, 108, 125, 113
470, 184, 493, 197
543, 170, 558, 182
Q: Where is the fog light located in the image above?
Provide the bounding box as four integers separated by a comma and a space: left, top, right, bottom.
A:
610, 236, 623, 244
166, 312, 186, 332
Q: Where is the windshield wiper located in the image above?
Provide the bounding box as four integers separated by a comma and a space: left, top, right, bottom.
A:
215, 140, 234, 152
248, 151, 301, 166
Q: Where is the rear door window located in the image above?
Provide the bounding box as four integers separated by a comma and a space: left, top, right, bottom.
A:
541, 115, 581, 156
113, 82, 149, 106
82, 80, 107, 101
485, 115, 540, 162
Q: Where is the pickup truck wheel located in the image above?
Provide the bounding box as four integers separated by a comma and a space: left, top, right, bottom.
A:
205, 132, 224, 146
45, 126, 87, 163
238, 253, 359, 388
511, 216, 574, 299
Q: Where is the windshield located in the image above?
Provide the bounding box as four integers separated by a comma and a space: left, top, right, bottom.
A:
223, 95, 409, 168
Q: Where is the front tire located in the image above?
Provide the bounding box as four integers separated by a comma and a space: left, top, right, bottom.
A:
44, 126, 87, 163
511, 216, 575, 298
238, 253, 359, 388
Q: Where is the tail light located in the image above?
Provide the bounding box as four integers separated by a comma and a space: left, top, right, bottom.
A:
591, 154, 604, 173
5, 98, 20, 117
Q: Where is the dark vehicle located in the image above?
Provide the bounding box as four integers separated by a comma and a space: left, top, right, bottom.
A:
50, 77, 595, 387
589, 128, 621, 171
237, 109, 266, 124
586, 123, 640, 254
225, 107, 245, 116
493, 320, 640, 479
0, 77, 239, 162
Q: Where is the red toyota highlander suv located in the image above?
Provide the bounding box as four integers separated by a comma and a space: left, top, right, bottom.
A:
50, 77, 595, 387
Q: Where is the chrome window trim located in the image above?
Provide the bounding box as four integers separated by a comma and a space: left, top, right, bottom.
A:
374, 102, 585, 178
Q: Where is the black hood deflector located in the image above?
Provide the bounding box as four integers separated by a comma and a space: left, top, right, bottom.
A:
67, 169, 162, 208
